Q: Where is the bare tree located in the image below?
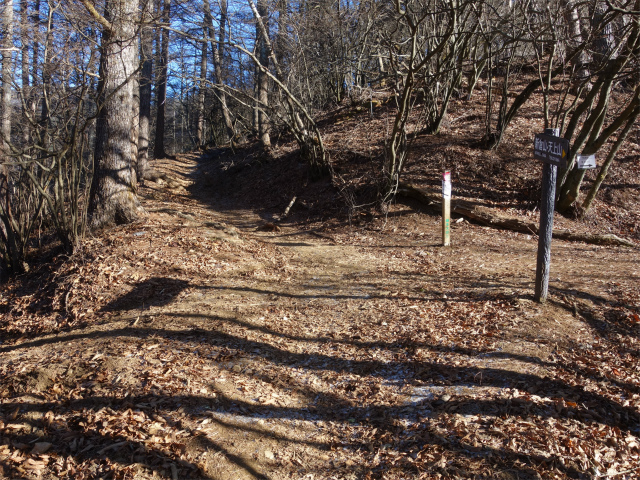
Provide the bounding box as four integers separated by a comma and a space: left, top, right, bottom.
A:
255, 0, 271, 148
380, 0, 460, 203
246, 0, 328, 175
0, 1, 100, 274
138, 0, 153, 179
84, 0, 142, 229
196, 0, 208, 147
556, 1, 640, 212
20, 0, 32, 146
208, 0, 235, 143
0, 0, 18, 276
1, 0, 13, 154
154, 0, 170, 158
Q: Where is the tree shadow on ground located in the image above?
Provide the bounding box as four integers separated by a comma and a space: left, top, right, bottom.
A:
551, 285, 640, 341
1, 311, 637, 479
100, 277, 190, 313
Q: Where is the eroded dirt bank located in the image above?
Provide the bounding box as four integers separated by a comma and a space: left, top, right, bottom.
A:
1, 154, 639, 480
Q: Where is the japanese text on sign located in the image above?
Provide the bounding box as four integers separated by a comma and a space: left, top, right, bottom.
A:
534, 137, 564, 156
533, 133, 569, 168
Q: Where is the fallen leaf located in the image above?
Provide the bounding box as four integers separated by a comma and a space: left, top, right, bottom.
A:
30, 442, 52, 455
22, 458, 46, 471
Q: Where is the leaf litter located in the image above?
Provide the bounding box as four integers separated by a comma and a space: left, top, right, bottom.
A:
0, 148, 639, 479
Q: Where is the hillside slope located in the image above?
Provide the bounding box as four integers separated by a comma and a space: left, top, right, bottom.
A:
1, 138, 639, 478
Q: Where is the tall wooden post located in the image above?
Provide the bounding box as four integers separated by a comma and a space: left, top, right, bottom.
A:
534, 128, 560, 303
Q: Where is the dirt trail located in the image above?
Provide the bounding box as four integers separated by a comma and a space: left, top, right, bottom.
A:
1, 153, 639, 480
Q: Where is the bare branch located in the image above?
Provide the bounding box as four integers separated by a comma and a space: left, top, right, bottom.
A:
79, 0, 113, 32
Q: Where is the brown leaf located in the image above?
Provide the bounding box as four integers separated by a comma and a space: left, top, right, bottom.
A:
31, 442, 52, 455
22, 458, 46, 471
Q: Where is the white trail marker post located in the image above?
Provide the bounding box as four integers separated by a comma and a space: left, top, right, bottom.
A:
442, 171, 451, 246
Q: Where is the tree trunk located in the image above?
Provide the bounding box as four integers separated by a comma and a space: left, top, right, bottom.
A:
562, 0, 589, 89
592, 2, 616, 67
154, 0, 170, 159
208, 0, 234, 144
196, 18, 207, 147
256, 0, 271, 148
88, 0, 141, 230
137, 0, 152, 181
40, 1, 52, 132
131, 72, 139, 189
0, 0, 21, 277
32, 0, 39, 95
557, 33, 640, 211
1, 0, 13, 152
252, 57, 259, 136
20, 0, 32, 146
581, 104, 640, 214
275, 0, 287, 69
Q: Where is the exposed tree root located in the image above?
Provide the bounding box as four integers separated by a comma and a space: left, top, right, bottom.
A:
143, 168, 191, 190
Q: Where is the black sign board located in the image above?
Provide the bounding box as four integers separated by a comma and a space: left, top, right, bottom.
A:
534, 133, 569, 169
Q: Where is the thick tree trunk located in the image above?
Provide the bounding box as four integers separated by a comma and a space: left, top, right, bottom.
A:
1, 0, 12, 179
154, 0, 170, 159
592, 2, 616, 67
562, 0, 589, 89
275, 0, 287, 69
252, 59, 259, 135
88, 0, 141, 230
40, 1, 52, 132
138, 0, 152, 181
32, 0, 39, 91
0, 0, 21, 277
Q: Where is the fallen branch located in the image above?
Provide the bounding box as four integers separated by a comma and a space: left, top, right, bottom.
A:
280, 196, 297, 220
98, 441, 129, 455
398, 183, 637, 248
144, 169, 190, 190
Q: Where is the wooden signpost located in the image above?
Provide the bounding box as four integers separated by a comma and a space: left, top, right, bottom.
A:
533, 129, 569, 303
442, 171, 451, 246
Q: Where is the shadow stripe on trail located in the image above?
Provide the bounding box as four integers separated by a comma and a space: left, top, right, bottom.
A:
3, 324, 638, 436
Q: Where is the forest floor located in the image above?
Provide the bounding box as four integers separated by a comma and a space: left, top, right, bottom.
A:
2, 90, 640, 479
